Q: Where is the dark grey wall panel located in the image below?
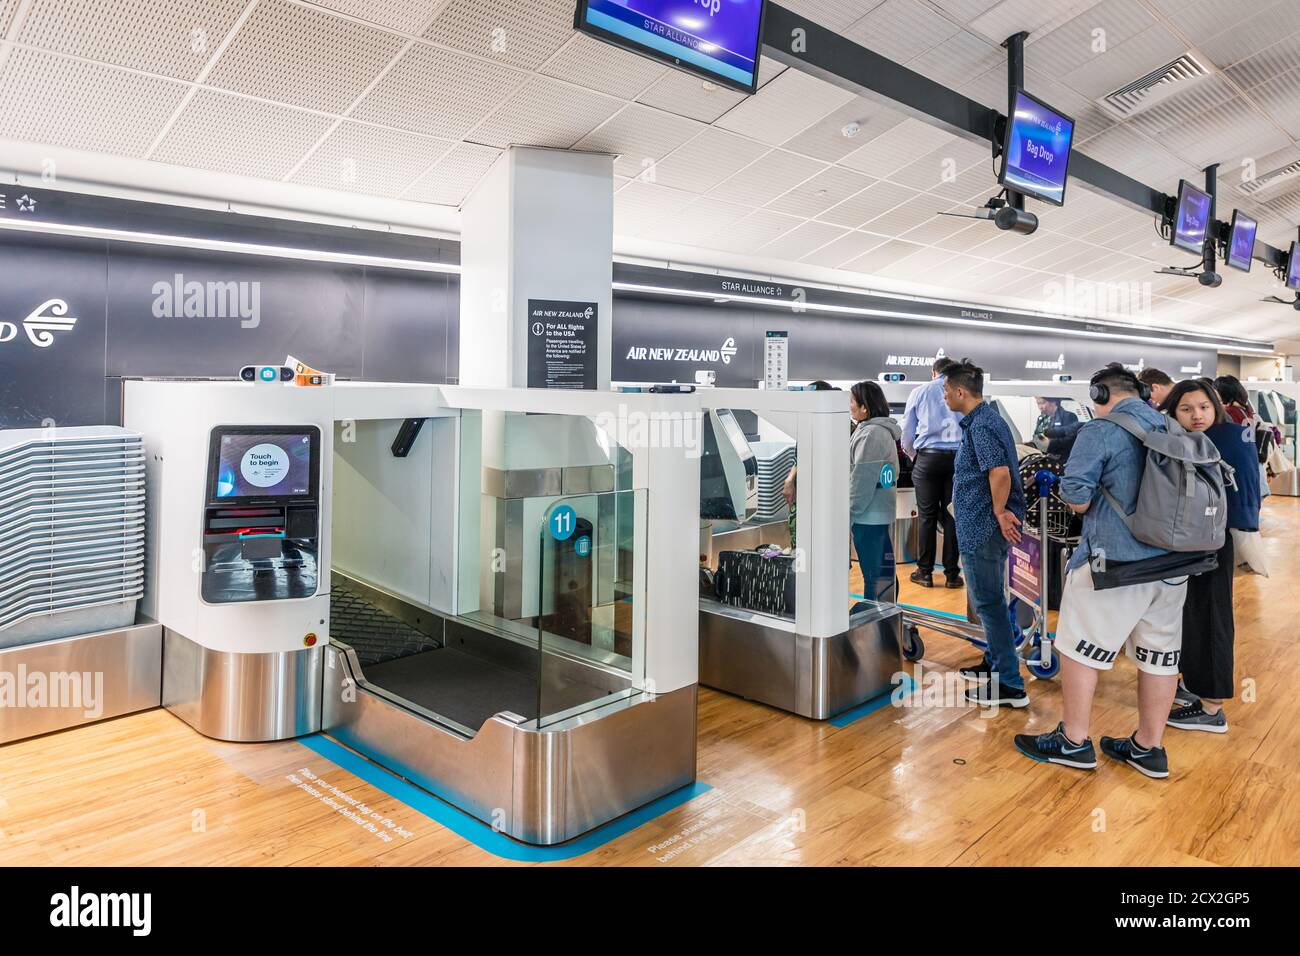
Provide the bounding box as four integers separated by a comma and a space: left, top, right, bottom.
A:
104, 244, 365, 379
360, 268, 453, 384
0, 233, 108, 428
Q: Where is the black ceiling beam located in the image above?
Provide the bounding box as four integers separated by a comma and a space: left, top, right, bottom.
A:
760, 2, 1289, 272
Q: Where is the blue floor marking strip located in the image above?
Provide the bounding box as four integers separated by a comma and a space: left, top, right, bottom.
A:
298, 734, 711, 862
897, 602, 971, 623
829, 673, 918, 728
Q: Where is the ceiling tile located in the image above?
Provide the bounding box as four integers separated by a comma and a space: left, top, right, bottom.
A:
800, 229, 891, 267
767, 165, 875, 217
817, 180, 919, 227
152, 88, 335, 179
17, 0, 247, 82
307, 0, 449, 35
1059, 23, 1187, 100
470, 76, 623, 149
1024, 0, 1156, 78
424, 0, 576, 72
205, 0, 405, 114
842, 238, 928, 274
404, 141, 502, 206
777, 0, 887, 32
351, 43, 525, 139
652, 197, 754, 246
614, 181, 698, 236
636, 68, 747, 123
715, 68, 857, 145
784, 100, 906, 163
290, 121, 451, 197
541, 32, 667, 99
576, 104, 705, 179
757, 221, 851, 261
709, 149, 827, 206
703, 209, 805, 255
845, 0, 963, 64
649, 128, 771, 194
841, 118, 956, 178
0, 48, 188, 157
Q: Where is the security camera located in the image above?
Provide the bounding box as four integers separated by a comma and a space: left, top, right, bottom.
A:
994, 206, 1039, 235
1198, 271, 1223, 288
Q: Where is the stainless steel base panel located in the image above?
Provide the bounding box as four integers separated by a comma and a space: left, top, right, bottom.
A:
0, 620, 162, 745
162, 629, 323, 742
321, 643, 698, 846
699, 601, 903, 720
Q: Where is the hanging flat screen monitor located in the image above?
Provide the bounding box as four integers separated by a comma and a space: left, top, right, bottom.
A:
999, 89, 1075, 206
575, 0, 767, 94
1288, 242, 1300, 291
1171, 179, 1212, 255
1225, 210, 1258, 272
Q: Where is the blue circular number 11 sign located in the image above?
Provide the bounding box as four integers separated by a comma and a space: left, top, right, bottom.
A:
550, 505, 577, 542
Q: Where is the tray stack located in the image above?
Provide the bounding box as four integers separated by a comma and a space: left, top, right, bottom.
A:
0, 426, 146, 649
752, 441, 796, 522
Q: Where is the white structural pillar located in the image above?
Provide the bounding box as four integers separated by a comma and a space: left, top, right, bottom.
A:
459, 146, 614, 389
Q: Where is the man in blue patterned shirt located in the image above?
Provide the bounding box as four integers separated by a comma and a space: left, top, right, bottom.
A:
942, 360, 1028, 707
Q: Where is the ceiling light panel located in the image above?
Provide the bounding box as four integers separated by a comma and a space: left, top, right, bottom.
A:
715, 68, 857, 145
205, 0, 405, 114
290, 121, 452, 197
307, 0, 451, 35
152, 88, 335, 179
17, 0, 248, 82
404, 141, 502, 206
470, 76, 623, 149
577, 104, 705, 179
648, 128, 771, 194
844, 0, 963, 65
541, 33, 667, 99
350, 43, 525, 139
0, 48, 188, 156
709, 149, 827, 206
424, 0, 577, 72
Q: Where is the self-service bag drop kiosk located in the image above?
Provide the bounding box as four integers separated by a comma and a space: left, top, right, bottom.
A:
695, 388, 904, 720
125, 380, 702, 845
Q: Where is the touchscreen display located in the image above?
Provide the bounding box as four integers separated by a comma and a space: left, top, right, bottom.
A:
215, 432, 314, 499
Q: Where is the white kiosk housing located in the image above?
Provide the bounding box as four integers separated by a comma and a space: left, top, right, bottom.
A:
125, 379, 701, 845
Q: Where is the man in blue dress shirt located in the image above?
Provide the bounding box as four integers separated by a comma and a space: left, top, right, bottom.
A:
942, 359, 1029, 708
901, 356, 964, 589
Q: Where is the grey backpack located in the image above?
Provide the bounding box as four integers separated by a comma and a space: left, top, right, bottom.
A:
1100, 411, 1234, 553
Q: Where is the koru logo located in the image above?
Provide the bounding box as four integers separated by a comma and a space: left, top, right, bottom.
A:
720, 336, 737, 365
0, 298, 78, 347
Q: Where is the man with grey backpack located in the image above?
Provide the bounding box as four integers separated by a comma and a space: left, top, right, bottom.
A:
1015, 364, 1233, 779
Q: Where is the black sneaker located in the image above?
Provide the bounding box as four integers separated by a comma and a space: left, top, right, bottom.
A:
909, 569, 934, 588
1100, 733, 1170, 779
1014, 722, 1097, 769
965, 681, 1029, 708
1167, 700, 1228, 734
945, 574, 965, 589
959, 657, 993, 682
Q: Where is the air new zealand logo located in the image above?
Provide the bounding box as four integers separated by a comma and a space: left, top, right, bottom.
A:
0, 299, 78, 347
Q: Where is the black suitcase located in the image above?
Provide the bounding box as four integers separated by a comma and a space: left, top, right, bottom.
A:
714, 547, 796, 617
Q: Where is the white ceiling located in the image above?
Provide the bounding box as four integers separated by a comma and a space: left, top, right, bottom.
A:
1, 0, 1298, 344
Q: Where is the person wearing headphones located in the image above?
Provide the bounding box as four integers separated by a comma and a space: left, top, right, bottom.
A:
1015, 364, 1186, 779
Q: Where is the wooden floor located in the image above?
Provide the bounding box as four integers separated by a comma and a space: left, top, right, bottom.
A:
2, 502, 1298, 867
